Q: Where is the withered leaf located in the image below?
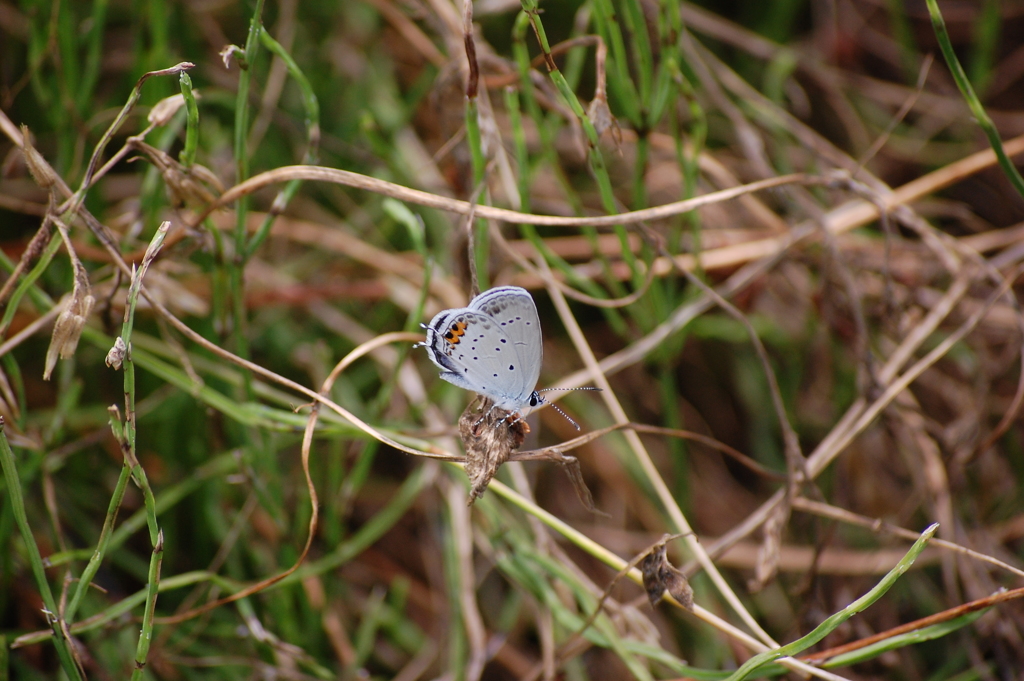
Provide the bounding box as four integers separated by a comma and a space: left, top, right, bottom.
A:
640, 542, 693, 610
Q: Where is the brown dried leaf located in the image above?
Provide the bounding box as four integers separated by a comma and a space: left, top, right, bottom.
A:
552, 452, 601, 514
640, 541, 693, 610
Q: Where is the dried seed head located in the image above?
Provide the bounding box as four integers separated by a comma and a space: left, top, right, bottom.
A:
458, 397, 527, 504
43, 293, 95, 380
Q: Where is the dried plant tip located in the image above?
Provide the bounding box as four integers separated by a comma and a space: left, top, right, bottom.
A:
148, 93, 188, 127
556, 454, 602, 514
586, 94, 614, 139
640, 542, 693, 610
20, 125, 57, 190
220, 45, 246, 70
43, 293, 96, 380
106, 337, 128, 370
458, 397, 527, 504
748, 503, 786, 592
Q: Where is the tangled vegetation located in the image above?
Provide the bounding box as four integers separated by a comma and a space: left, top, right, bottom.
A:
2, 0, 1024, 679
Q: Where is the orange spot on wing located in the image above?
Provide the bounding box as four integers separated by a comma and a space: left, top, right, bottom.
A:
444, 320, 468, 345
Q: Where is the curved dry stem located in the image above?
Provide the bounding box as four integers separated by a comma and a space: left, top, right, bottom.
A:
191, 166, 816, 228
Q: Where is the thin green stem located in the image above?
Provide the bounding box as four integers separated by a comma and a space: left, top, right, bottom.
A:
47, 453, 238, 568
523, 8, 639, 294
76, 0, 109, 111
969, 0, 1000, 95
510, 22, 631, 323
504, 86, 531, 210
13, 570, 236, 647
110, 223, 169, 678
119, 224, 169, 451
131, 530, 162, 681
464, 84, 489, 291
244, 26, 321, 261
63, 463, 132, 623
230, 0, 266, 377
0, 423, 84, 680
20, 462, 434, 651
464, 99, 486, 188
619, 0, 653, 106
0, 226, 59, 338
926, 0, 1024, 199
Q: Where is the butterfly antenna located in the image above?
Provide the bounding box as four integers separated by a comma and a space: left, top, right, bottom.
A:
536, 387, 602, 431
537, 387, 603, 394
547, 401, 580, 430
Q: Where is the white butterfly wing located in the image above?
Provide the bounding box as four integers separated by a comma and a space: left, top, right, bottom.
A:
423, 305, 533, 410
468, 287, 542, 400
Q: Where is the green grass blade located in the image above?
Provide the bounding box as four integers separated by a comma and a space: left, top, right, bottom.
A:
0, 424, 84, 680
725, 523, 939, 681
926, 0, 1024, 199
